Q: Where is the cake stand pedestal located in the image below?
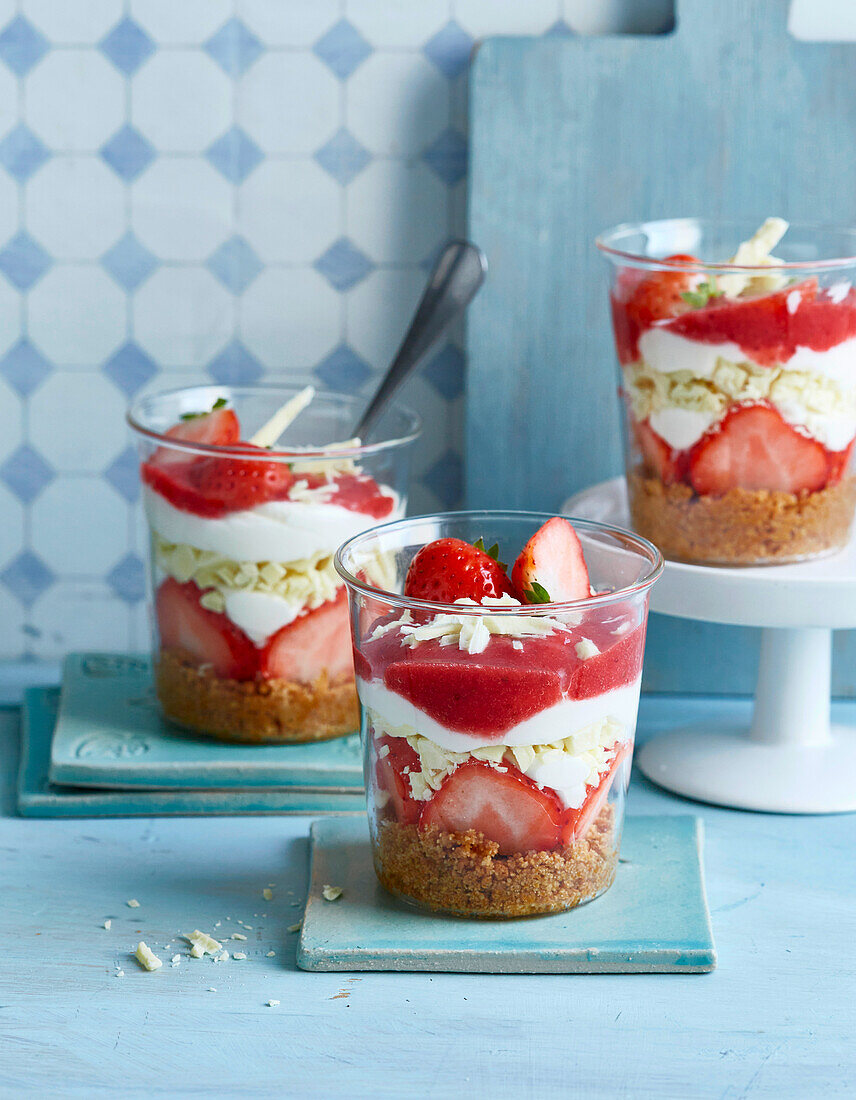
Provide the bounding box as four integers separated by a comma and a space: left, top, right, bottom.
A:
565, 477, 856, 814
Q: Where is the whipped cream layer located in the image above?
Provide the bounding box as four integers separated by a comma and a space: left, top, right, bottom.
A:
144, 485, 402, 563
639, 327, 856, 385
627, 337, 856, 452
358, 676, 641, 753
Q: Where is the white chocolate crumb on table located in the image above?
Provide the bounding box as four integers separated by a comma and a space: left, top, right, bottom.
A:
322, 885, 343, 902
184, 930, 223, 958
135, 942, 162, 971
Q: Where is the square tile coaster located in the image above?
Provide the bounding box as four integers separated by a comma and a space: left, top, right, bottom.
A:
19, 688, 365, 818
49, 654, 363, 791
297, 816, 716, 974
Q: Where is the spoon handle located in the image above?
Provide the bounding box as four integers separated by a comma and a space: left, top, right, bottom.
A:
353, 239, 487, 440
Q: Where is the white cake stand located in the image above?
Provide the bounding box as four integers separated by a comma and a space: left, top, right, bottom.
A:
564, 477, 856, 814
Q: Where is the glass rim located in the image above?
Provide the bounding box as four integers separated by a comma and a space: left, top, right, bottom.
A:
595, 217, 856, 273
334, 509, 664, 616
127, 382, 422, 461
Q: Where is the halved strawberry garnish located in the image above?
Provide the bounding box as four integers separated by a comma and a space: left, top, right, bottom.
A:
189, 445, 294, 514
626, 254, 701, 327
155, 577, 258, 680
403, 537, 516, 603
560, 742, 629, 845
153, 400, 240, 465
511, 517, 590, 604
688, 403, 828, 496
419, 760, 563, 856
260, 588, 352, 684
373, 735, 421, 825
633, 418, 683, 484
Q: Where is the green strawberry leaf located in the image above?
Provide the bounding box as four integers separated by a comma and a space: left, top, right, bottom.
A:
524, 581, 551, 604
473, 537, 507, 571
180, 396, 228, 421
680, 280, 723, 309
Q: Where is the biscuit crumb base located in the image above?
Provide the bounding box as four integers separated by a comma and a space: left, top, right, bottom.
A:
372, 806, 618, 918
156, 649, 359, 743
629, 471, 856, 565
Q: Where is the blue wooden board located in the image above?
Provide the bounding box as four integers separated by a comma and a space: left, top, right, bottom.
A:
297, 815, 715, 974
19, 688, 364, 817
50, 653, 362, 791
466, 0, 856, 696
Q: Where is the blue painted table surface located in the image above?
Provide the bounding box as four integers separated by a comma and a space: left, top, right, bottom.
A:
2, 692, 856, 1099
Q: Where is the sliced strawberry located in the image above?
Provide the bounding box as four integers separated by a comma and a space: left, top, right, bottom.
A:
827, 440, 855, 486
404, 538, 516, 603
373, 735, 421, 825
511, 517, 590, 604
155, 577, 258, 680
260, 588, 353, 684
153, 403, 240, 465
688, 403, 829, 496
633, 418, 683, 484
560, 742, 630, 845
419, 760, 563, 856
189, 445, 294, 514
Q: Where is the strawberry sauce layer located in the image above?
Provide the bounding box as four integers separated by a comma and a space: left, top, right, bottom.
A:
357, 616, 645, 738
611, 279, 856, 366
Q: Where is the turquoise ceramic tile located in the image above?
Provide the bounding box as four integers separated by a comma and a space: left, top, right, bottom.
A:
49, 654, 363, 791
297, 815, 716, 974
19, 688, 365, 817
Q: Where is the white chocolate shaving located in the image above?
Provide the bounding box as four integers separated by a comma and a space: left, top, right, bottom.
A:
250, 386, 315, 448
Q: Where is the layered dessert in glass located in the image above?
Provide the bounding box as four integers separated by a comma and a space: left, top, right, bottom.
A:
336, 512, 662, 917
599, 218, 856, 564
129, 384, 419, 742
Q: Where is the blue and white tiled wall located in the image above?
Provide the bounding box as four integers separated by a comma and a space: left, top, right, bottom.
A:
0, 0, 693, 660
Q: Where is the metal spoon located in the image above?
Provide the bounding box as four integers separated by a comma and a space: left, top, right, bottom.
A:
352, 239, 487, 440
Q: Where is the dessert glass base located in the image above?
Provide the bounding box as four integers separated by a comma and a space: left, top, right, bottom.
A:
155, 650, 358, 744
628, 469, 856, 566
372, 806, 618, 919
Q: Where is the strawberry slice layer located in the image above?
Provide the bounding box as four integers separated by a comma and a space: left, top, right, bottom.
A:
634, 419, 685, 485
156, 577, 258, 680
419, 760, 563, 856
260, 588, 353, 684
561, 742, 630, 845
688, 403, 829, 496
373, 735, 421, 826
511, 517, 590, 604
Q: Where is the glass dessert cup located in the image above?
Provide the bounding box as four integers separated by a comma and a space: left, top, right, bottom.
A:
128, 383, 420, 744
335, 511, 662, 919
598, 219, 856, 565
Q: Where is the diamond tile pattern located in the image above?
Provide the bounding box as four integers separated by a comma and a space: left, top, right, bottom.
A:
422, 21, 474, 79
0, 3, 599, 655
100, 125, 156, 182
1, 341, 52, 397
101, 232, 157, 291
103, 343, 157, 398
314, 345, 372, 393
107, 553, 145, 603
0, 124, 50, 182
207, 340, 263, 385
99, 17, 155, 76
314, 238, 374, 291
0, 15, 49, 76
313, 19, 371, 79
314, 128, 371, 185
205, 18, 262, 77
0, 233, 52, 291
207, 236, 263, 294
0, 444, 54, 503
206, 126, 263, 184
1, 550, 55, 605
